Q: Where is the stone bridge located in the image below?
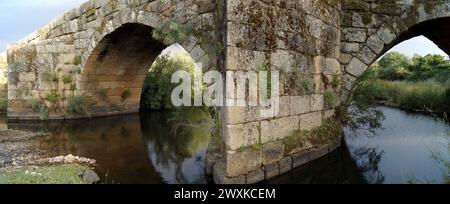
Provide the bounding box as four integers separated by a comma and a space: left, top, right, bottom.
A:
5, 0, 450, 184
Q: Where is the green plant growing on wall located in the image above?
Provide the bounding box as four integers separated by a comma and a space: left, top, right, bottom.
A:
62, 75, 73, 85
45, 92, 60, 111
332, 75, 341, 89
69, 83, 77, 97
72, 56, 82, 66
121, 90, 131, 102
324, 90, 339, 109
42, 68, 60, 83
293, 75, 314, 95
197, 32, 224, 55
152, 20, 193, 46
27, 98, 48, 120
67, 95, 88, 114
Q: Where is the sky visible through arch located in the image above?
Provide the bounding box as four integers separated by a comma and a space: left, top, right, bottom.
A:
0, 0, 449, 59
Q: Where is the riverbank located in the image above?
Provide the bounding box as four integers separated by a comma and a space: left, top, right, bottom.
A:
356, 79, 449, 115
0, 129, 99, 184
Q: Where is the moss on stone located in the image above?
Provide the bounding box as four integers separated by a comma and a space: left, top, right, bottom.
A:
283, 119, 342, 156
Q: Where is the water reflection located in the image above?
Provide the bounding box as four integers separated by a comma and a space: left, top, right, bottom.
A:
269, 106, 450, 184
3, 106, 449, 184
345, 106, 450, 184
6, 108, 213, 184
140, 109, 212, 184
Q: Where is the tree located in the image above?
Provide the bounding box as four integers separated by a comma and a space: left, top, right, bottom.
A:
141, 50, 197, 110
377, 52, 412, 81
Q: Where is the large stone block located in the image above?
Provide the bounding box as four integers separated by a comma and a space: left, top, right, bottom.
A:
263, 141, 284, 165
226, 46, 266, 71
290, 95, 311, 115
311, 94, 324, 112
264, 162, 279, 180
223, 122, 260, 151
214, 162, 246, 184
246, 168, 265, 184
346, 57, 367, 77
225, 148, 262, 177
279, 157, 293, 174
300, 111, 323, 131
222, 105, 263, 125
261, 116, 300, 143
18, 72, 36, 82
293, 150, 311, 168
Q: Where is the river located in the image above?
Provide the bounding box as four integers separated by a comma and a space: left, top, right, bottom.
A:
1, 106, 449, 184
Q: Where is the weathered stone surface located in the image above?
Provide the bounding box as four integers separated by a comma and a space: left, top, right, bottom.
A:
300, 112, 323, 131
377, 25, 397, 44
261, 116, 299, 143
279, 157, 292, 174
323, 109, 336, 120
246, 168, 265, 184
264, 162, 279, 180
311, 94, 324, 112
263, 141, 284, 165
214, 162, 246, 184
223, 122, 260, 151
225, 148, 262, 177
293, 150, 311, 168
367, 34, 384, 54
290, 95, 311, 115
346, 58, 367, 77
310, 145, 329, 161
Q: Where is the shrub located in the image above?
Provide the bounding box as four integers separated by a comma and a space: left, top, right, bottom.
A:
42, 68, 60, 83
27, 98, 48, 120
296, 76, 315, 95
356, 79, 449, 113
45, 92, 60, 104
324, 90, 339, 109
72, 56, 82, 66
141, 52, 197, 110
152, 20, 193, 46
62, 75, 73, 85
67, 96, 88, 114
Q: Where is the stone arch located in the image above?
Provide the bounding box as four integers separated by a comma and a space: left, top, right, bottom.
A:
78, 21, 210, 116
4, 0, 218, 120
340, 1, 450, 103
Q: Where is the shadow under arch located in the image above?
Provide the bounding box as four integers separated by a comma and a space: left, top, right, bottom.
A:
81, 23, 167, 116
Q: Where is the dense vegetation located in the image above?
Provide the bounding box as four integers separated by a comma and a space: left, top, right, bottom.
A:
140, 49, 197, 111
355, 52, 450, 114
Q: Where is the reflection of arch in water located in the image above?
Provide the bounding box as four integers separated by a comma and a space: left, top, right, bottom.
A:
139, 109, 213, 184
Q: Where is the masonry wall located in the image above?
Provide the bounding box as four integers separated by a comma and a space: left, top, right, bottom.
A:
215, 0, 343, 184
6, 0, 220, 120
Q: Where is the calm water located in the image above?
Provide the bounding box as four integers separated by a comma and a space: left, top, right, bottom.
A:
2, 106, 450, 184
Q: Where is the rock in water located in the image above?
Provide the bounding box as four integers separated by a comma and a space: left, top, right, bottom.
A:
82, 169, 100, 184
